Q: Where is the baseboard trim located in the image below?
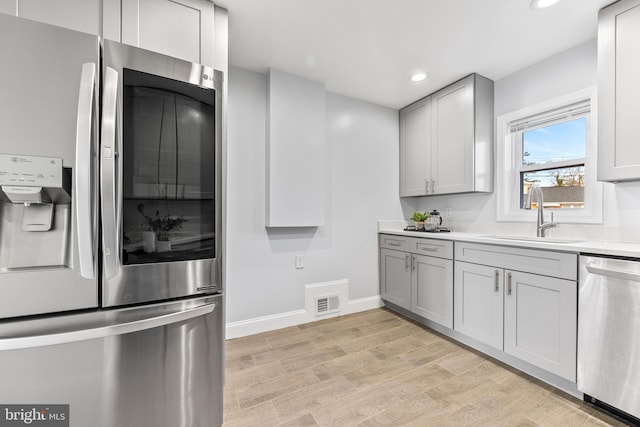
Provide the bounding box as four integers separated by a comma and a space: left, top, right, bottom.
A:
226, 295, 383, 339
345, 295, 384, 314
225, 309, 308, 340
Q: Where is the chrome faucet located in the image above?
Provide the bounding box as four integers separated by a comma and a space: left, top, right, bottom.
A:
524, 184, 556, 237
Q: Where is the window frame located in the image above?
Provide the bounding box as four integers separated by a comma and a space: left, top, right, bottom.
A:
496, 88, 603, 224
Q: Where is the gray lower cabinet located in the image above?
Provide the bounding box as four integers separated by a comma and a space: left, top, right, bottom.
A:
504, 270, 577, 381
454, 261, 504, 350
454, 242, 578, 382
380, 235, 578, 382
412, 254, 453, 329
380, 248, 411, 310
379, 234, 453, 328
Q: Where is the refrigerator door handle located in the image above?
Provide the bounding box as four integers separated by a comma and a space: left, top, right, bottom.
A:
101, 66, 119, 279
75, 62, 96, 279
0, 302, 216, 351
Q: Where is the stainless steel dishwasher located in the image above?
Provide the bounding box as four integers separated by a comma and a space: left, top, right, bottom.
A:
578, 255, 640, 423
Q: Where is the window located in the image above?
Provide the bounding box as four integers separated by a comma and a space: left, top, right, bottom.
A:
497, 88, 602, 223
517, 113, 587, 209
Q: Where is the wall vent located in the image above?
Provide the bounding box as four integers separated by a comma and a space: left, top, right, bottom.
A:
314, 295, 340, 316
305, 280, 348, 319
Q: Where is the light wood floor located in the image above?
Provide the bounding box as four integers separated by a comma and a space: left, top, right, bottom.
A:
223, 308, 630, 427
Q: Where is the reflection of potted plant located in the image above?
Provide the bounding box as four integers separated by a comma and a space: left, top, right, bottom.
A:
137, 203, 186, 253
411, 211, 429, 230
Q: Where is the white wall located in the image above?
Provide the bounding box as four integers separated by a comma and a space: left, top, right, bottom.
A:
227, 38, 640, 333
494, 39, 597, 117
411, 38, 640, 241
226, 66, 404, 327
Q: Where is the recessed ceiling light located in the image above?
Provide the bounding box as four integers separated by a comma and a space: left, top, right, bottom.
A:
530, 0, 560, 10
410, 72, 428, 82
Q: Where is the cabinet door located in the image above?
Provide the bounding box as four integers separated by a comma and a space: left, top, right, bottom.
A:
411, 254, 453, 328
380, 248, 411, 310
399, 98, 431, 196
454, 261, 504, 350
504, 270, 577, 381
598, 0, 640, 182
0, 0, 100, 34
121, 0, 215, 66
431, 75, 474, 194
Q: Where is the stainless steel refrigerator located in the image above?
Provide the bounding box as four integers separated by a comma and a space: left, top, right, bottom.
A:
0, 14, 224, 427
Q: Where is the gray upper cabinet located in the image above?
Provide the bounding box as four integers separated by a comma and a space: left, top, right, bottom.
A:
400, 97, 432, 196
598, 0, 640, 182
0, 0, 219, 69
399, 74, 494, 197
0, 0, 100, 34
106, 0, 216, 67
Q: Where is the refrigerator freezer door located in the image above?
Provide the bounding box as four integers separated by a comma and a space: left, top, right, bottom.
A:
0, 294, 223, 427
0, 14, 99, 319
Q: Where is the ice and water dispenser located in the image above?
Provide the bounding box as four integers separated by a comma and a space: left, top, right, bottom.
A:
0, 154, 72, 269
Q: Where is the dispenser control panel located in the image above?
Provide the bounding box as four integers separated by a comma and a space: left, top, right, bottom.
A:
0, 154, 63, 187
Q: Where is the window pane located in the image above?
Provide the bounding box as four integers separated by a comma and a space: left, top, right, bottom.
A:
522, 117, 586, 166
520, 166, 585, 209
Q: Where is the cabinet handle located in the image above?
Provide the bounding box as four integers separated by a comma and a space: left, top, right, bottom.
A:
411, 255, 416, 271
425, 178, 430, 194
431, 179, 436, 194
417, 244, 437, 252
507, 272, 512, 295
405, 254, 410, 270
387, 241, 401, 247
494, 270, 499, 292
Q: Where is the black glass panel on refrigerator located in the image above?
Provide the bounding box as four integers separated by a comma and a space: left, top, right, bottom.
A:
121, 69, 215, 265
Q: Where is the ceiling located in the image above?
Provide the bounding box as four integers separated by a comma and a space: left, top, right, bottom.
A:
216, 0, 613, 109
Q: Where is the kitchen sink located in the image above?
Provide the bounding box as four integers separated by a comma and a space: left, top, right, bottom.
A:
483, 235, 584, 244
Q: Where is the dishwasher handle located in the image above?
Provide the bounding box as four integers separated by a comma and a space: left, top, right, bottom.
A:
586, 265, 640, 283
0, 303, 216, 351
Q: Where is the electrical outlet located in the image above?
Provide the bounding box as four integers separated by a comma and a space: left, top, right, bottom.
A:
445, 207, 452, 218
295, 255, 304, 269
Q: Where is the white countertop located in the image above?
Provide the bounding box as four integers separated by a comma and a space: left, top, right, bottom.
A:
378, 228, 640, 258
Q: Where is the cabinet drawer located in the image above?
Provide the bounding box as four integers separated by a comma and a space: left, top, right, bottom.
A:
379, 234, 411, 251
408, 238, 453, 259
455, 242, 577, 280
379, 234, 453, 259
